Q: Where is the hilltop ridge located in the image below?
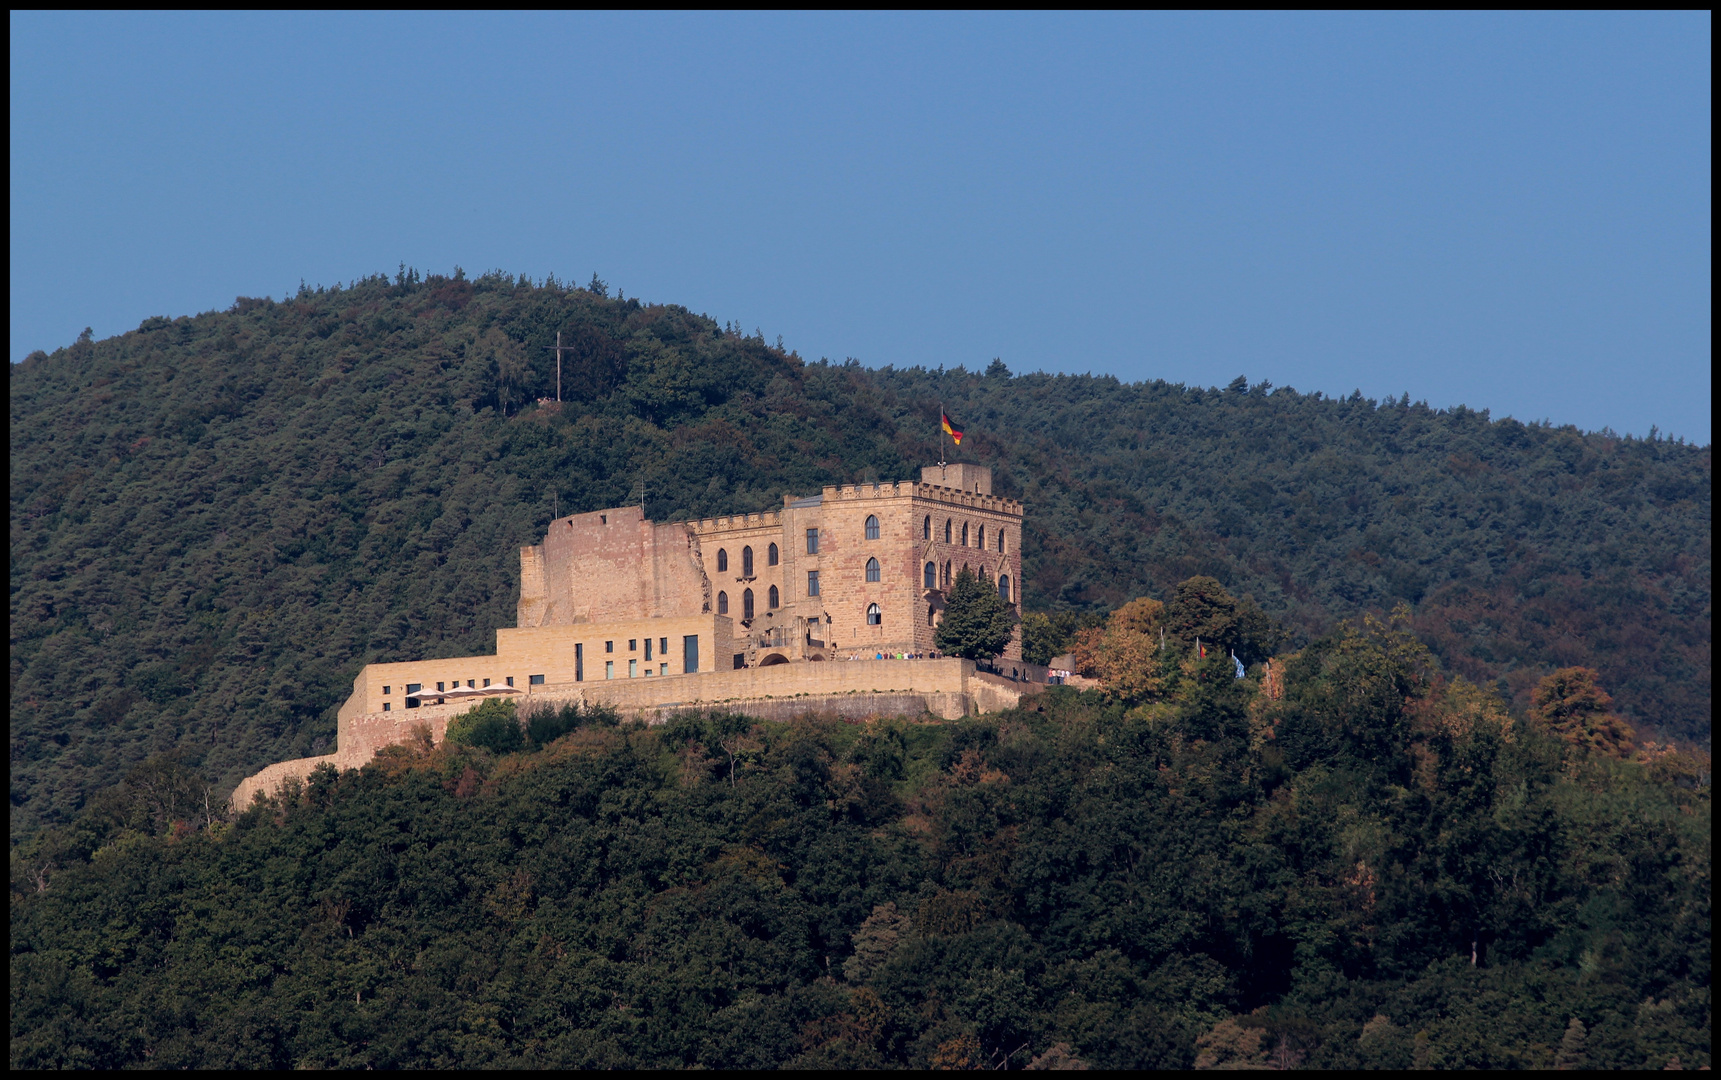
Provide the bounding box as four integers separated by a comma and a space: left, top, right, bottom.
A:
9, 269, 1710, 839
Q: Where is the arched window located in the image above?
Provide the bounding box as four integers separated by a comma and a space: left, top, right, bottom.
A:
944, 519, 952, 543
743, 588, 755, 621
767, 542, 779, 566
716, 548, 728, 572
961, 522, 969, 546
865, 514, 880, 540
865, 557, 880, 582
924, 562, 936, 589
997, 530, 1006, 553
717, 590, 728, 615
998, 575, 1011, 602
923, 515, 931, 540
742, 546, 754, 577
928, 604, 936, 626
768, 584, 779, 609
943, 561, 951, 587
867, 603, 882, 626
978, 525, 985, 550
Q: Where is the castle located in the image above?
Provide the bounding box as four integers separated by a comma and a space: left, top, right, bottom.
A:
232, 464, 1041, 806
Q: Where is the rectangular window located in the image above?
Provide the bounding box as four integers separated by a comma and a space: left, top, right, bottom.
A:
660, 663, 668, 676
529, 674, 545, 686
644, 667, 653, 677
807, 570, 820, 596
382, 702, 391, 712
506, 676, 514, 687
605, 640, 614, 653
436, 681, 445, 692
383, 686, 392, 695
574, 643, 583, 682
684, 634, 700, 674
734, 653, 747, 670
629, 639, 637, 651
659, 637, 668, 655
407, 683, 421, 694
605, 661, 614, 680
482, 678, 490, 687
806, 528, 819, 554
645, 638, 653, 661
629, 659, 638, 678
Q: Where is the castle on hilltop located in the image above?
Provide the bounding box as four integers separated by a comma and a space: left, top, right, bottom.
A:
232, 464, 1039, 806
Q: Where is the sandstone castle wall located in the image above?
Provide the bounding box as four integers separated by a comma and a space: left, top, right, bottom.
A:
231, 464, 1039, 808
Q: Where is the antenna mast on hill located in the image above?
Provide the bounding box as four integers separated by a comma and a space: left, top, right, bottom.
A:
546, 331, 568, 402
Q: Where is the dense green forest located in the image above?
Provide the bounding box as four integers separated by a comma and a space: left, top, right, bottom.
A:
9, 270, 1709, 843
10, 616, 1710, 1067
9, 270, 1712, 1068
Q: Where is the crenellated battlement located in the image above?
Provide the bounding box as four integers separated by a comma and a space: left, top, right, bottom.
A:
685, 477, 1021, 534
690, 510, 784, 534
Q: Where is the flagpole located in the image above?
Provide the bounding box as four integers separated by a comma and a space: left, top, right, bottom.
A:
938, 401, 947, 468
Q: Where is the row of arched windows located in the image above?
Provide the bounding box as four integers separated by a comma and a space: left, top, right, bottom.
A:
923, 514, 1007, 552
718, 517, 1006, 567
715, 543, 779, 576
711, 559, 1009, 615
712, 516, 1008, 608
811, 514, 1011, 551
922, 560, 1012, 601
717, 594, 884, 627
716, 585, 780, 620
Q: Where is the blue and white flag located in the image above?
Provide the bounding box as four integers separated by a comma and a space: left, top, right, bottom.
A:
1232, 651, 1245, 679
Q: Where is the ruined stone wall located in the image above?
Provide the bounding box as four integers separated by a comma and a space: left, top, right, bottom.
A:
231, 701, 462, 808
517, 544, 549, 626
520, 506, 712, 626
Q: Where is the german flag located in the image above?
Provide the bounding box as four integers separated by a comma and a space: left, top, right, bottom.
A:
941, 412, 964, 445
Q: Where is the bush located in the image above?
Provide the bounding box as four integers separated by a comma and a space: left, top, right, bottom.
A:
443, 699, 523, 754
524, 700, 620, 747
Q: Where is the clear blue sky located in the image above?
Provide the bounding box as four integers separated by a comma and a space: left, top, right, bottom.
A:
11, 12, 1711, 442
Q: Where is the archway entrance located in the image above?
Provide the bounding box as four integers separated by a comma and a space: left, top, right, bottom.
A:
759, 653, 790, 666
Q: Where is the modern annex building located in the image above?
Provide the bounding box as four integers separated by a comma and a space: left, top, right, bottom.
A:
232, 464, 1040, 805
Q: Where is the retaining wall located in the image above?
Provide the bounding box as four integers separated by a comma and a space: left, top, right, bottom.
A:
230, 658, 1041, 809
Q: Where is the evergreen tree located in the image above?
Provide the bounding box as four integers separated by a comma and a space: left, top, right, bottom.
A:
1553, 1018, 1588, 1070
934, 567, 1018, 661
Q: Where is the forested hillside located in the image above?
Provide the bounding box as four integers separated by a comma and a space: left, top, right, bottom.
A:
10, 623, 1712, 1068
9, 270, 1710, 841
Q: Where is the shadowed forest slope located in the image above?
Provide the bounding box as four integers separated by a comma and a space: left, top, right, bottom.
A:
9, 271, 1710, 840
10, 656, 1713, 1068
